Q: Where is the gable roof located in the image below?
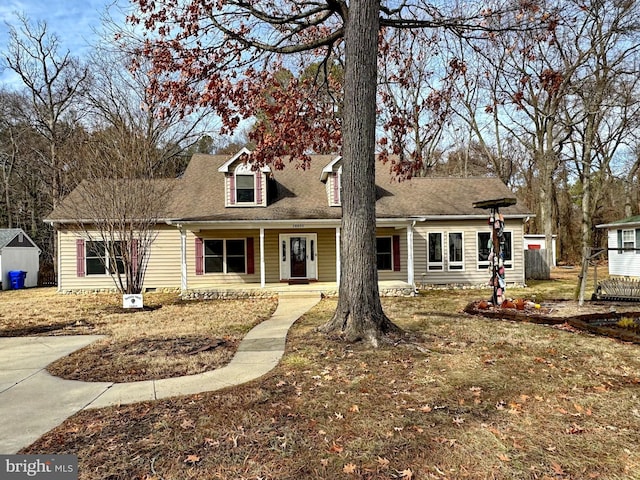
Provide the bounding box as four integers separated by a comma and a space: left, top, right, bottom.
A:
170, 154, 341, 222
217, 147, 272, 173
0, 228, 38, 250
45, 179, 178, 223
168, 153, 531, 223
320, 156, 342, 181
47, 152, 531, 225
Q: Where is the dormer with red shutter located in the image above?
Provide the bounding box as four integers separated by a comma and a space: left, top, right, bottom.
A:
218, 148, 272, 207
320, 156, 342, 207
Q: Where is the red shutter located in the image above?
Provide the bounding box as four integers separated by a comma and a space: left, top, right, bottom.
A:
392, 235, 401, 272
195, 237, 204, 275
246, 237, 255, 275
333, 172, 340, 204
229, 174, 236, 205
76, 239, 85, 277
256, 174, 262, 204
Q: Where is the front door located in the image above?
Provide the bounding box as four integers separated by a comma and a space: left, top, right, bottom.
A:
279, 233, 317, 281
290, 237, 307, 278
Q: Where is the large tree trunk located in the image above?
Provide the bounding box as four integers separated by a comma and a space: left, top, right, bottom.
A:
318, 0, 400, 346
539, 160, 556, 271
577, 168, 591, 306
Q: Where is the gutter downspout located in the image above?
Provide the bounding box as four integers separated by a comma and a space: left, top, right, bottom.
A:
407, 221, 416, 291
335, 227, 341, 287
260, 227, 265, 288
179, 226, 187, 292
57, 227, 62, 292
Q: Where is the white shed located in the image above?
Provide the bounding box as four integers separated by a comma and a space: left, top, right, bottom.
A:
523, 234, 557, 267
596, 216, 640, 278
0, 229, 41, 290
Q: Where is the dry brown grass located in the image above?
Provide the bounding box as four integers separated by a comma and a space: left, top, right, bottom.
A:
0, 288, 277, 382
16, 271, 640, 480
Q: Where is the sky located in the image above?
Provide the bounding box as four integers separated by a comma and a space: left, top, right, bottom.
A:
0, 0, 125, 86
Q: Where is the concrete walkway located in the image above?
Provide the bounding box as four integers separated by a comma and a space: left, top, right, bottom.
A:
0, 293, 320, 454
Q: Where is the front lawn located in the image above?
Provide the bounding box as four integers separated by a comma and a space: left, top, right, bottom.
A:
0, 289, 277, 382
13, 273, 640, 479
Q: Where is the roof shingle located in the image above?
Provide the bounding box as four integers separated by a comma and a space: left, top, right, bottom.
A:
48, 153, 531, 223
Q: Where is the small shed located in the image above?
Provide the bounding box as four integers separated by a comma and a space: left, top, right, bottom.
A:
0, 229, 41, 290
593, 216, 640, 301
523, 234, 557, 267
596, 216, 640, 278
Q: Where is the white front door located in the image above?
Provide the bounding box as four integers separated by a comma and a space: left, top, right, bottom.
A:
279, 234, 317, 280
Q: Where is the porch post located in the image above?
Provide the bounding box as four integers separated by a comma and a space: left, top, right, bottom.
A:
260, 227, 265, 288
335, 227, 341, 286
180, 228, 187, 291
407, 221, 415, 287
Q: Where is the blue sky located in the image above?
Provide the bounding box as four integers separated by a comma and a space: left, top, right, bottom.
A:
0, 0, 124, 86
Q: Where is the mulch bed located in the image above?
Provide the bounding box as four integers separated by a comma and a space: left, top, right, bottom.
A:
464, 300, 640, 344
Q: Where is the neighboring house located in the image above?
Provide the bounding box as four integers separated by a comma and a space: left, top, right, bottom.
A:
596, 216, 640, 278
0, 228, 41, 290
523, 234, 557, 267
45, 150, 532, 293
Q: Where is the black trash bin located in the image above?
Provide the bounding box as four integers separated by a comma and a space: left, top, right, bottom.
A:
8, 270, 27, 289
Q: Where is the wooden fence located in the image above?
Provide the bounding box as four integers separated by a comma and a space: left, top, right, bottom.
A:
524, 249, 550, 280
37, 271, 57, 287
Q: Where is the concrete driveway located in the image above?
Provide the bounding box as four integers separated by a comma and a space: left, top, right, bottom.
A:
0, 336, 111, 454
0, 293, 321, 454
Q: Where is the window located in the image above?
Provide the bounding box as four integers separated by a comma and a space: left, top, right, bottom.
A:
226, 239, 246, 273
448, 232, 464, 270
501, 232, 513, 267
477, 231, 513, 269
623, 229, 635, 251
376, 237, 393, 271
428, 232, 443, 270
204, 239, 246, 274
86, 241, 124, 275
477, 232, 492, 267
618, 229, 640, 254
86, 241, 105, 275
236, 174, 255, 203
204, 240, 223, 272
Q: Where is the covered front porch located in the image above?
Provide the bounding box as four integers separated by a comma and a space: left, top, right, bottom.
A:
171, 219, 418, 293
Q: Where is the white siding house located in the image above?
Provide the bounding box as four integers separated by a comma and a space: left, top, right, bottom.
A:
597, 216, 640, 278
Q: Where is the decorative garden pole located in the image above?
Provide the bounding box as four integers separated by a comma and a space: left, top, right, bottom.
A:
473, 197, 517, 307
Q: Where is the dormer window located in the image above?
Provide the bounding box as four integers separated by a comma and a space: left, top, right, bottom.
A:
235, 166, 256, 203
320, 156, 342, 206
218, 148, 270, 207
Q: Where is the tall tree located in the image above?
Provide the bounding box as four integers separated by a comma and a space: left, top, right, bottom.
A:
84, 35, 216, 179
129, 0, 549, 344
4, 15, 89, 209
559, 0, 640, 304
59, 127, 174, 295
0, 91, 27, 228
